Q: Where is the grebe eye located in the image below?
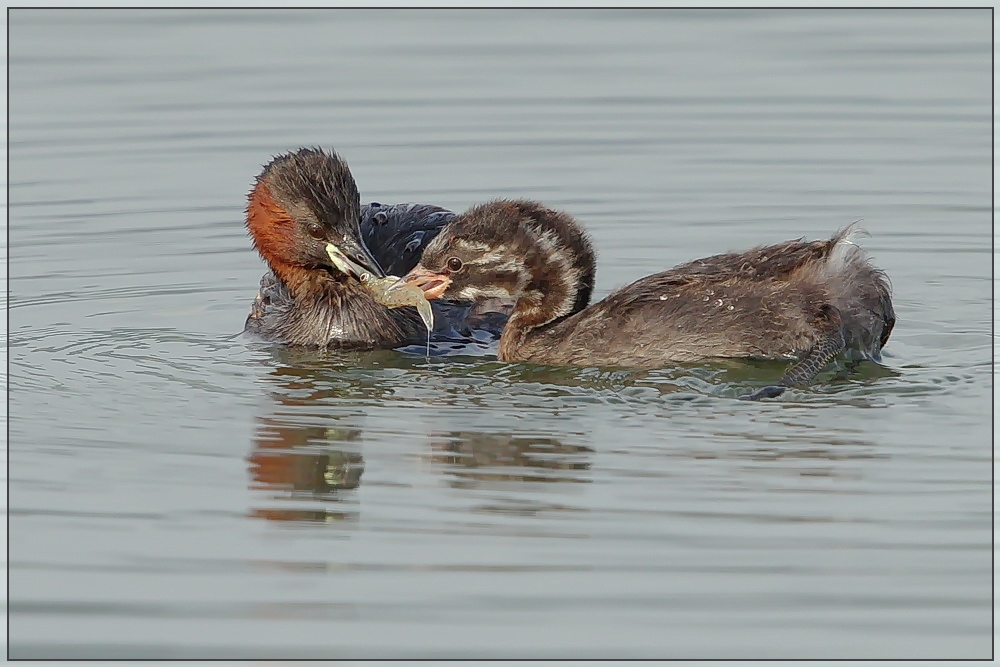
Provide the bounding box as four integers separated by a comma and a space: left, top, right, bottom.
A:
446, 257, 463, 272
306, 223, 324, 240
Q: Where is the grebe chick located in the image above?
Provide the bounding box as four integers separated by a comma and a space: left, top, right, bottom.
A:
405, 200, 895, 398
243, 148, 501, 348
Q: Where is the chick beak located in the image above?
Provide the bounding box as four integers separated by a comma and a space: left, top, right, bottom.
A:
403, 267, 452, 300
325, 241, 383, 280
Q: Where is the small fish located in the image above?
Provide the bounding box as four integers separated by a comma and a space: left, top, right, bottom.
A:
361, 274, 434, 334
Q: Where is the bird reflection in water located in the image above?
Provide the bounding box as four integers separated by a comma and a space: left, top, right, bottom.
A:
428, 431, 593, 488
248, 420, 364, 524
248, 348, 598, 520
247, 352, 381, 525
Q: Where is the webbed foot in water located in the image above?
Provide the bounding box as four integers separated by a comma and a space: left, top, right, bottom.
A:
739, 329, 847, 400
739, 385, 787, 401
360, 274, 434, 333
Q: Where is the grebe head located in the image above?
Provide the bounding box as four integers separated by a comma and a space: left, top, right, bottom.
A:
246, 147, 382, 282
402, 201, 536, 301
404, 200, 596, 324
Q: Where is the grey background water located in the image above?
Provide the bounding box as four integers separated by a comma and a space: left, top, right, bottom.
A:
7, 8, 992, 659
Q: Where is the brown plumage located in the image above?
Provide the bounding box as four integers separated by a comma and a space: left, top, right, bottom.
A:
405, 199, 895, 397
243, 147, 450, 348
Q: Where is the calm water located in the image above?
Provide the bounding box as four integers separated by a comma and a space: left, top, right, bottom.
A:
7, 9, 993, 659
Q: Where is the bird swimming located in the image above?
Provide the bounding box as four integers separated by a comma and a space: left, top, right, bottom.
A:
404, 199, 895, 398
242, 147, 504, 349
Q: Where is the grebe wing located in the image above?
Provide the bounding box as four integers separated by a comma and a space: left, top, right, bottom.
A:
360, 203, 457, 277
244, 269, 292, 342
360, 203, 509, 342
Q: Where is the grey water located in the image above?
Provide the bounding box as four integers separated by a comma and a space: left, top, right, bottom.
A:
7, 8, 992, 659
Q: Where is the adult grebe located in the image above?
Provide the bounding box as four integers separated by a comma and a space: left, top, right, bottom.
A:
243, 148, 501, 348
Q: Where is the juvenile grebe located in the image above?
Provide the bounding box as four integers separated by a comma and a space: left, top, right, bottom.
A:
405, 200, 895, 398
243, 148, 497, 348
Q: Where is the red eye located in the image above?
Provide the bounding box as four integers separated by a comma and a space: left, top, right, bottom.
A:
447, 257, 463, 272
306, 223, 324, 239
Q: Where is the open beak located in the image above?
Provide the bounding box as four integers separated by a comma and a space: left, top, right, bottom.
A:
403, 267, 452, 300
325, 240, 383, 281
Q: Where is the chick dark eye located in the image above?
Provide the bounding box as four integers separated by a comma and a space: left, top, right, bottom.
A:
447, 257, 463, 272
306, 223, 324, 240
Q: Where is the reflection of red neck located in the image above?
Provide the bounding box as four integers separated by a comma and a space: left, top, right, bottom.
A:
246, 182, 307, 290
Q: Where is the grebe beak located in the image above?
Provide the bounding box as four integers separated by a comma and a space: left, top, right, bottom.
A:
325, 240, 383, 281
403, 267, 452, 300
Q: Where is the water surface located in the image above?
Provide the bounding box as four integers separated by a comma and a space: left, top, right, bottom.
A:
7, 9, 992, 659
